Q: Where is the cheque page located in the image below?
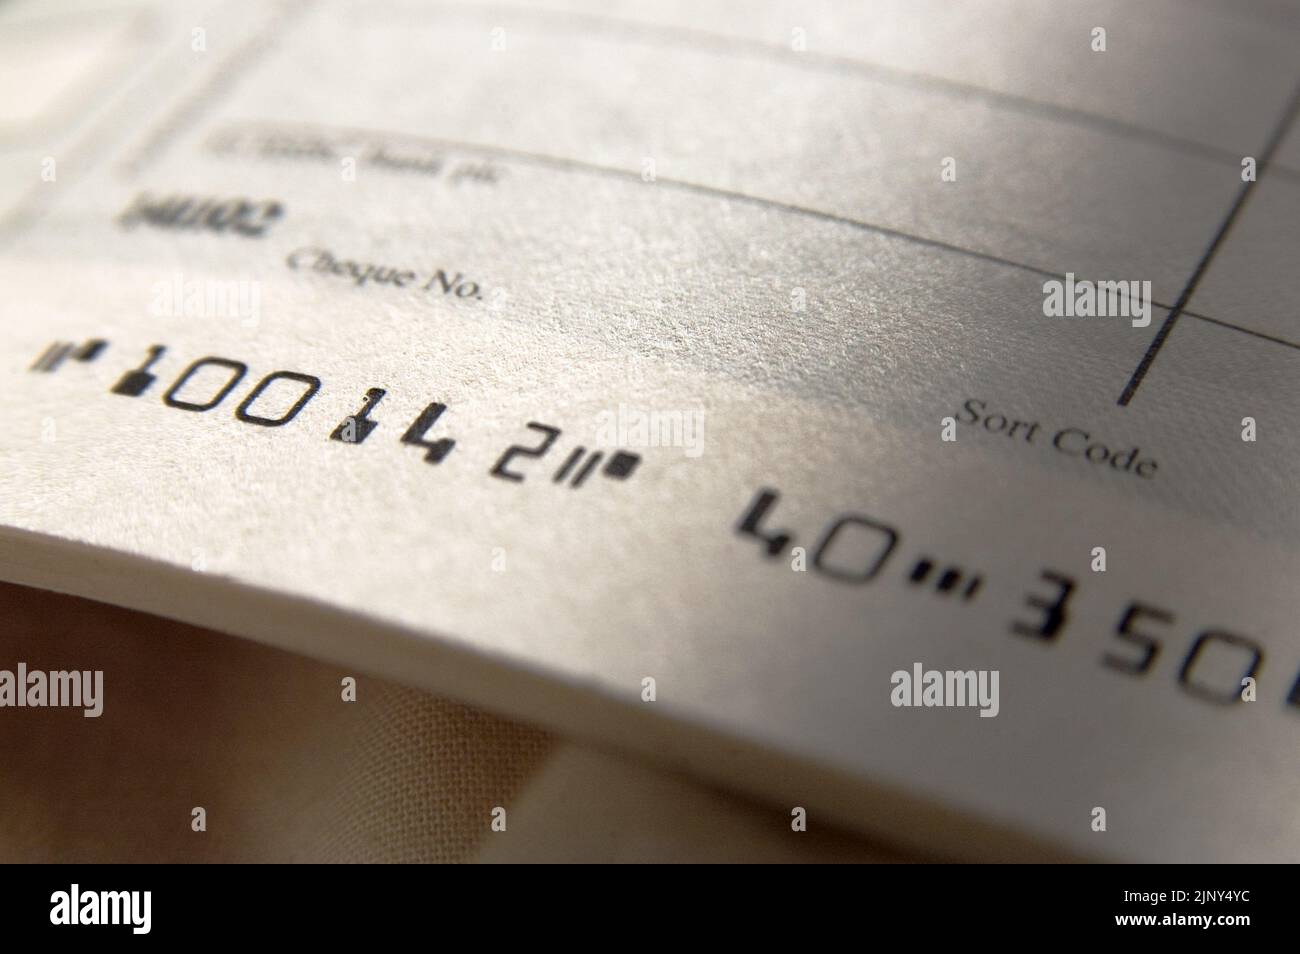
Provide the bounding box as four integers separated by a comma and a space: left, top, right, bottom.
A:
1, 0, 1299, 862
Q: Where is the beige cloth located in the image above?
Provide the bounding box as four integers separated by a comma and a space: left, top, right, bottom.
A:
0, 581, 906, 862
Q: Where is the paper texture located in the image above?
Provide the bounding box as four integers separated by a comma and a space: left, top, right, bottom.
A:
2, 0, 1298, 861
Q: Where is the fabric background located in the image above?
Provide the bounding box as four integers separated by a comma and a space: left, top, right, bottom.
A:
0, 581, 906, 862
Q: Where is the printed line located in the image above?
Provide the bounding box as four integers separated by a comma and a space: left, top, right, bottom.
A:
227, 120, 1300, 355
1117, 75, 1300, 406
436, 1, 1298, 174
118, 0, 313, 176
225, 120, 1077, 284
1180, 309, 1300, 352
